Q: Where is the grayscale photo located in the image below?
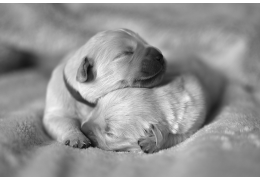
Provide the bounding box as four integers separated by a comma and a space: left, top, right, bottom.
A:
0, 3, 260, 177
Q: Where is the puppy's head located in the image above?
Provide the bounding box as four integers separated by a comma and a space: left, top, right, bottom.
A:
81, 87, 169, 152
64, 28, 166, 103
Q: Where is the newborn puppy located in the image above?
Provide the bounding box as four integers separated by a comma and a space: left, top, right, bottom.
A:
81, 58, 224, 153
43, 28, 166, 148
81, 74, 210, 153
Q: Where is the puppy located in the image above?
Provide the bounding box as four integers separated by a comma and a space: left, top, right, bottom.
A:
80, 74, 204, 152
81, 58, 224, 153
43, 28, 166, 148
82, 66, 222, 153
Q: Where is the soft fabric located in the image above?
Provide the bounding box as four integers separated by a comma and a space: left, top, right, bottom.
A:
1, 4, 260, 176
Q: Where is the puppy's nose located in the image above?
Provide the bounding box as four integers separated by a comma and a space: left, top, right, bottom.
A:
145, 47, 164, 65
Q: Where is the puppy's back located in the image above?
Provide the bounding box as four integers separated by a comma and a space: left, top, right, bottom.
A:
155, 74, 207, 134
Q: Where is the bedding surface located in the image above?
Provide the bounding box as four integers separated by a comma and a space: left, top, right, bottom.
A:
1, 4, 260, 176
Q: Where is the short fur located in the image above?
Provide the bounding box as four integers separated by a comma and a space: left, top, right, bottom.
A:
43, 28, 166, 148
81, 58, 224, 153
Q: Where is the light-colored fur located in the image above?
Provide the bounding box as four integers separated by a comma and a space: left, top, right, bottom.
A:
43, 28, 166, 148
81, 57, 224, 153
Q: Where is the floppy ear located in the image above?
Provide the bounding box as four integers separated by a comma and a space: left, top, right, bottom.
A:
76, 57, 95, 83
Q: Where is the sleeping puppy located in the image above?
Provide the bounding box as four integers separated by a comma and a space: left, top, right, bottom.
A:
81, 58, 224, 153
43, 28, 166, 148
80, 74, 206, 153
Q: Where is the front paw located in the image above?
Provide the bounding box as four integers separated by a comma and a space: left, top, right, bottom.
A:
138, 136, 159, 154
138, 124, 163, 154
64, 133, 91, 149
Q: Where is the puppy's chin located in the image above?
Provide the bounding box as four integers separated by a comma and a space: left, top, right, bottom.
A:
133, 67, 166, 88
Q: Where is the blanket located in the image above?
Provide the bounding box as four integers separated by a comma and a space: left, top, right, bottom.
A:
1, 4, 260, 176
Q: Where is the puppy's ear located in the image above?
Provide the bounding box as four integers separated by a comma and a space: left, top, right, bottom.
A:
76, 57, 95, 83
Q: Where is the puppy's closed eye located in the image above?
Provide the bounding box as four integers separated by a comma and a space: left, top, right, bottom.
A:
105, 126, 116, 137
114, 50, 134, 60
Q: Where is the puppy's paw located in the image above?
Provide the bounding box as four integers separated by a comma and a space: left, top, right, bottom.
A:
64, 133, 91, 149
138, 136, 159, 154
138, 124, 164, 154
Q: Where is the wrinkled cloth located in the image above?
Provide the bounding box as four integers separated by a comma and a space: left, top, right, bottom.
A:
1, 4, 260, 176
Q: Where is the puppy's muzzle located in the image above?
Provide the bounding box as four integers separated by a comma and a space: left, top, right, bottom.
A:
140, 47, 165, 79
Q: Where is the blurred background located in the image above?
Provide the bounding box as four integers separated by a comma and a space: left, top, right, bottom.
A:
1, 4, 260, 176
1, 3, 260, 116
1, 4, 260, 72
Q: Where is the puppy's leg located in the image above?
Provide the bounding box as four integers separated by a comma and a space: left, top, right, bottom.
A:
138, 124, 168, 154
43, 63, 91, 148
44, 112, 91, 148
138, 125, 159, 154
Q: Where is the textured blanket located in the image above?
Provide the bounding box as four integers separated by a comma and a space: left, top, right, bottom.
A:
1, 4, 260, 176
